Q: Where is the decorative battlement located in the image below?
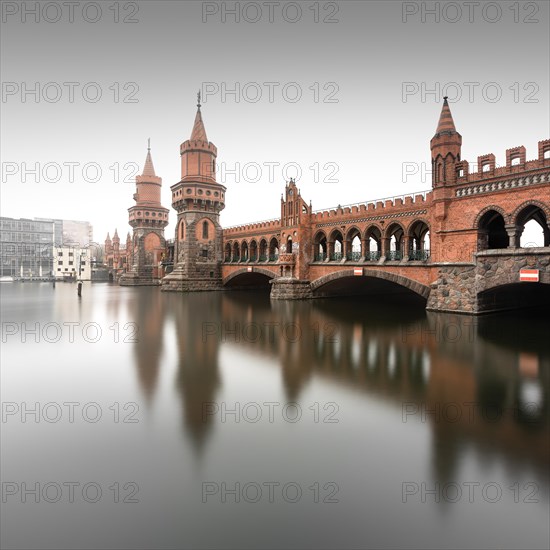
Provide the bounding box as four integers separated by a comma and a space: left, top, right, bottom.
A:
455, 140, 550, 185
180, 140, 218, 155
223, 218, 281, 235
311, 191, 431, 221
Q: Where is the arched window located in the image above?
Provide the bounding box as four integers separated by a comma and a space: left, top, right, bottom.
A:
202, 220, 209, 239
477, 210, 508, 250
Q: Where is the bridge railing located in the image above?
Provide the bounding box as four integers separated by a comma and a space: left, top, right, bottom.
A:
409, 250, 430, 261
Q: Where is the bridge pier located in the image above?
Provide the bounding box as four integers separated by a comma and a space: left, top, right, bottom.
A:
270, 278, 313, 300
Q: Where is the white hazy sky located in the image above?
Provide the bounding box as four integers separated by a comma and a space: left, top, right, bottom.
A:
1, 1, 549, 244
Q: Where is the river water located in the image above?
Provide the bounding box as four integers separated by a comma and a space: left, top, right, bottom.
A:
1, 282, 548, 549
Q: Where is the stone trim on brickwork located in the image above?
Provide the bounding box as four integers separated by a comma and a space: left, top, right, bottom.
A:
455, 171, 549, 198
310, 269, 431, 298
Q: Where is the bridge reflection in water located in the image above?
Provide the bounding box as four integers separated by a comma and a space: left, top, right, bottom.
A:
2, 282, 548, 548
128, 288, 549, 480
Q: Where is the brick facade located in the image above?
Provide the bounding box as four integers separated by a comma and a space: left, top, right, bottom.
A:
160, 97, 549, 313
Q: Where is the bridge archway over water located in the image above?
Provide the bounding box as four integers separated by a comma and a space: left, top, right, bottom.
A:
223, 267, 276, 289
478, 282, 550, 313
311, 269, 430, 304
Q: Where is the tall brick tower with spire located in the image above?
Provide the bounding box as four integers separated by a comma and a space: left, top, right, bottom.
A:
430, 97, 462, 245
162, 92, 226, 291
120, 142, 170, 286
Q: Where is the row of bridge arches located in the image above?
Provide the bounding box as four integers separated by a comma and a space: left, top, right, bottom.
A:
313, 220, 430, 262
477, 202, 550, 250
225, 237, 281, 263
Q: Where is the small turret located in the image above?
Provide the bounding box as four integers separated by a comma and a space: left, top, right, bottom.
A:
430, 97, 462, 187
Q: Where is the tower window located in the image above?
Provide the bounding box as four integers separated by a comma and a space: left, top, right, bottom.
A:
202, 249, 208, 258
202, 221, 209, 239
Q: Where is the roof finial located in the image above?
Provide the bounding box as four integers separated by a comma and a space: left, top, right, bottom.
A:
147, 137, 150, 151
197, 89, 201, 110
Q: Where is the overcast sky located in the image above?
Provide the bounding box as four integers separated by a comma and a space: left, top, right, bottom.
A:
1, 0, 549, 243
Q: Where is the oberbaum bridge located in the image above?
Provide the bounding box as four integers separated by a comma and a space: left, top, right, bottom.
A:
116, 96, 550, 314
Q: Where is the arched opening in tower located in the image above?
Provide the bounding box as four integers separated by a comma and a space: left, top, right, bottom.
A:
477, 210, 508, 250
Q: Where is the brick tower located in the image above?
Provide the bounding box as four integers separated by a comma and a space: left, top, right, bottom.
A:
430, 97, 462, 239
162, 93, 226, 292
430, 96, 462, 188
119, 143, 170, 286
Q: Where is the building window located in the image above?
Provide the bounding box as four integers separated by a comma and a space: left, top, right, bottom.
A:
202, 249, 208, 258
57, 268, 61, 272
69, 261, 73, 265
210, 271, 214, 278
202, 221, 209, 239
58, 261, 63, 265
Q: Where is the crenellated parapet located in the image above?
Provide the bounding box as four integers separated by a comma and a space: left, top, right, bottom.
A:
223, 219, 281, 239
455, 139, 550, 185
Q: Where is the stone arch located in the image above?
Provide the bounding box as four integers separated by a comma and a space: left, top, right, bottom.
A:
364, 224, 382, 260
224, 242, 232, 262
473, 205, 509, 228
310, 269, 430, 298
249, 239, 258, 261
178, 219, 185, 240
511, 200, 550, 247
259, 238, 268, 261
232, 241, 240, 262
511, 200, 550, 225
241, 240, 249, 261
476, 207, 508, 250
268, 237, 279, 260
385, 222, 405, 260
223, 266, 277, 286
313, 230, 327, 261
407, 219, 431, 260
345, 226, 362, 261
328, 228, 344, 260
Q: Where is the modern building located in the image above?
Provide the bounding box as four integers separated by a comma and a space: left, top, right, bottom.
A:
55, 246, 92, 281
0, 217, 93, 279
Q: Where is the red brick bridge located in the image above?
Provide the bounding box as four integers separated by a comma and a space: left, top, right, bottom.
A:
220, 100, 550, 313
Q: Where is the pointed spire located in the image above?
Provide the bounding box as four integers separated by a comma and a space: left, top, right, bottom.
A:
106, 232, 111, 241
113, 228, 119, 240
434, 96, 457, 136
142, 139, 156, 177
190, 92, 208, 142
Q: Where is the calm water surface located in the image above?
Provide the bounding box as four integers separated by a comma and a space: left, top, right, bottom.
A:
1, 282, 549, 549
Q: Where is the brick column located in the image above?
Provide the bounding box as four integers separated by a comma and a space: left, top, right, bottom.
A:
360, 238, 368, 261
343, 239, 350, 262
402, 235, 411, 261
381, 237, 390, 261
